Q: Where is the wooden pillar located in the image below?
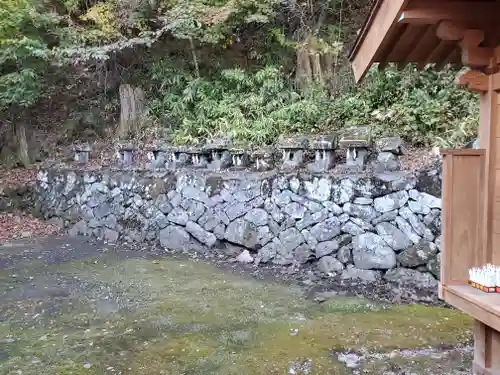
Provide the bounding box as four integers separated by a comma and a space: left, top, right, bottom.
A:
473, 320, 500, 375
479, 81, 496, 264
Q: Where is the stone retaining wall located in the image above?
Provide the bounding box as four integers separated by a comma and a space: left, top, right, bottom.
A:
34, 165, 443, 291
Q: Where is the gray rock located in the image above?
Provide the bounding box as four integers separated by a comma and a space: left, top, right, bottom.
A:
340, 265, 381, 283
310, 217, 342, 242
283, 202, 307, 219
399, 207, 434, 241
397, 240, 438, 267
301, 229, 318, 247
94, 203, 111, 220
289, 177, 301, 193
352, 233, 396, 270
167, 207, 189, 226
409, 190, 441, 209
159, 225, 192, 250
315, 240, 340, 258
226, 202, 253, 221
343, 203, 378, 221
341, 221, 364, 236
272, 190, 293, 207
181, 186, 211, 206
317, 256, 344, 274
185, 221, 217, 247
353, 197, 373, 205
337, 246, 352, 264
350, 217, 374, 232
304, 178, 331, 202
104, 228, 119, 243
244, 208, 269, 226
373, 191, 409, 213
434, 235, 442, 251
427, 253, 441, 279
384, 268, 438, 289
236, 250, 254, 264
322, 201, 343, 215
294, 244, 314, 264
395, 216, 421, 244
257, 238, 281, 263
150, 212, 169, 230
332, 179, 355, 205
181, 199, 206, 222
371, 210, 398, 225
375, 222, 410, 251
225, 218, 259, 249
156, 195, 173, 215
69, 220, 88, 236
279, 227, 304, 251
296, 210, 329, 231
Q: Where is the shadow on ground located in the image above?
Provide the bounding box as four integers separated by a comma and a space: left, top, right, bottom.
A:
0, 236, 473, 375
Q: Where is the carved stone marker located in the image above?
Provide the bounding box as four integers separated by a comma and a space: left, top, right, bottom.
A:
74, 143, 91, 164
117, 143, 136, 167
338, 126, 372, 169
307, 134, 337, 173
205, 137, 232, 170
277, 135, 309, 170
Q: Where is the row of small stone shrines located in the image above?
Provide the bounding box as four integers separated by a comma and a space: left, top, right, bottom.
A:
74, 129, 403, 172
35, 165, 442, 290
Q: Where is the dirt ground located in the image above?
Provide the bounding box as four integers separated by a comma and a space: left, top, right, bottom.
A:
0, 235, 474, 375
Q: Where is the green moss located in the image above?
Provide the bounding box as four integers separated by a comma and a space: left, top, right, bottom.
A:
0, 256, 473, 375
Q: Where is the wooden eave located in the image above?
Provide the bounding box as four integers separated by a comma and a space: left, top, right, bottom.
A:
349, 0, 500, 82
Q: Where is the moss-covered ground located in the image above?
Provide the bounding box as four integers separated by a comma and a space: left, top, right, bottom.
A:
0, 238, 473, 375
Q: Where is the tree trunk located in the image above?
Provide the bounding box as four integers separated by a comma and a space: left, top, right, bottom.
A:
323, 53, 335, 91
118, 84, 146, 139
189, 37, 200, 78
310, 47, 323, 85
15, 122, 30, 168
296, 47, 313, 91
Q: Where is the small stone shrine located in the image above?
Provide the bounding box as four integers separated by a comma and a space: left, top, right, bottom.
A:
205, 137, 232, 170
277, 135, 309, 170
74, 143, 91, 164
307, 134, 337, 173
338, 126, 372, 171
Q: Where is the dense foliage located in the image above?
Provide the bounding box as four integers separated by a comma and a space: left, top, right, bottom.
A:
0, 0, 480, 166
147, 62, 479, 147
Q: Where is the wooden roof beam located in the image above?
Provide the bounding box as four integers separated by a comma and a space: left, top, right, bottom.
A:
351, 0, 409, 82
435, 21, 497, 71
399, 1, 497, 25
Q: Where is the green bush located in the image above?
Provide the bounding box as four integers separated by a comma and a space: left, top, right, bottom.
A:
147, 63, 331, 147
329, 65, 479, 147
146, 62, 479, 148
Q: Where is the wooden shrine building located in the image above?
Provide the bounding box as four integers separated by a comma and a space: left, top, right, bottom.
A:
349, 1, 500, 374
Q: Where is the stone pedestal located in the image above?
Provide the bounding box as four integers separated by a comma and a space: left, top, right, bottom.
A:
373, 136, 403, 172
